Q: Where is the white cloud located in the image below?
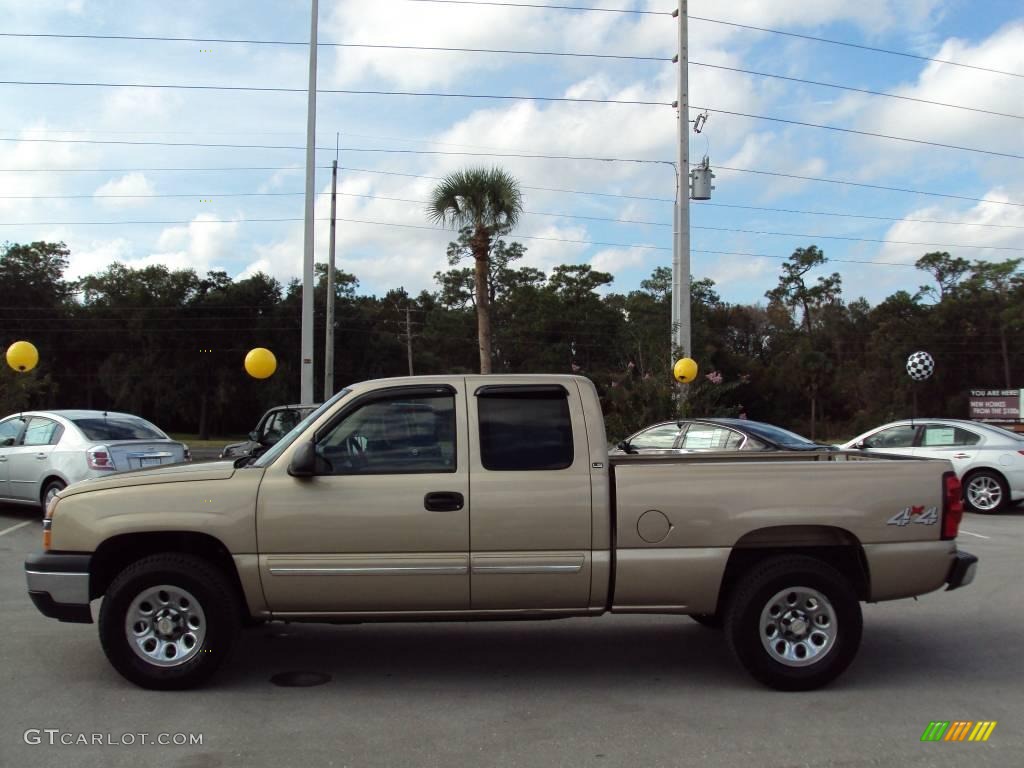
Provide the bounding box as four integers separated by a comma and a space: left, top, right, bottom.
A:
876, 188, 1024, 265
94, 173, 155, 208
591, 246, 650, 274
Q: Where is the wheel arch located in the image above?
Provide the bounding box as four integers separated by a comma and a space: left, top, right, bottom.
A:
89, 531, 248, 611
39, 474, 70, 504
715, 525, 870, 616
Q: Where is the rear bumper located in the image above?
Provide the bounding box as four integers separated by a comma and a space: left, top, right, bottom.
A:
946, 550, 978, 591
24, 552, 93, 624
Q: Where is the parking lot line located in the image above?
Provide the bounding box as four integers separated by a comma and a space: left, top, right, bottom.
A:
959, 529, 990, 540
0, 520, 33, 538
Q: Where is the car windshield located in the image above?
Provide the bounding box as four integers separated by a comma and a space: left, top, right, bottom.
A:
738, 421, 819, 449
252, 389, 352, 467
72, 416, 165, 441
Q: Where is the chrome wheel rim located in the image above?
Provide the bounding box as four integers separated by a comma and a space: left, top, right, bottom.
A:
125, 585, 206, 667
759, 587, 837, 667
966, 476, 1002, 511
44, 485, 62, 506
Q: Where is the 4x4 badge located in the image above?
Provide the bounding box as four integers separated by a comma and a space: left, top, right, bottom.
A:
887, 506, 939, 527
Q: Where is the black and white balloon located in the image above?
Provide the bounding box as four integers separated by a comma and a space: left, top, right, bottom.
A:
906, 350, 935, 382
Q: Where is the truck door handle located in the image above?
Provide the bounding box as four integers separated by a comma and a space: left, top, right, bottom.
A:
424, 491, 464, 512
36, 453, 48, 460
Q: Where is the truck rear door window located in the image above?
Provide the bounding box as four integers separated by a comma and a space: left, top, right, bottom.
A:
477, 389, 573, 471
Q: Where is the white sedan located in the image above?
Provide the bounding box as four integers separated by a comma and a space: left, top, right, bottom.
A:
0, 410, 190, 511
841, 419, 1024, 513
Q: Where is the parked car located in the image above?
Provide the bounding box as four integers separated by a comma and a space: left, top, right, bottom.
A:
28, 375, 975, 691
220, 404, 319, 461
613, 417, 832, 455
0, 410, 189, 510
840, 419, 1024, 513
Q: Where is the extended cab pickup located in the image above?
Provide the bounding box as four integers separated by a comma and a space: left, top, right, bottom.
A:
25, 375, 978, 691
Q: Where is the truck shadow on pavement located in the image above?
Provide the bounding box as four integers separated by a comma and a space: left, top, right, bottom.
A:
215, 616, 996, 693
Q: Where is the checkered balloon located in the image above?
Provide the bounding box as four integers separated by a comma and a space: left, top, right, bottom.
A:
906, 350, 935, 381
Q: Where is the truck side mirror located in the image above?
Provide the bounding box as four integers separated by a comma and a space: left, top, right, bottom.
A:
617, 440, 636, 455
0, 437, 13, 447
288, 442, 317, 477
854, 440, 866, 450
248, 430, 260, 443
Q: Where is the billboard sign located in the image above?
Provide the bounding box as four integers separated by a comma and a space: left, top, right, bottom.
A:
969, 389, 1022, 422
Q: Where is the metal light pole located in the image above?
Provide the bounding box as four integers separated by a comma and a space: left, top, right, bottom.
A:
672, 2, 691, 360
324, 156, 337, 401
299, 0, 319, 405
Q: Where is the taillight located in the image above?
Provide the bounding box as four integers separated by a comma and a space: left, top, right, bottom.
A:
941, 471, 963, 540
87, 445, 116, 471
183, 444, 192, 462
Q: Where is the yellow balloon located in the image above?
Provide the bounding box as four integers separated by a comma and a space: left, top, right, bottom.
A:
6, 341, 39, 373
244, 347, 277, 379
673, 357, 698, 384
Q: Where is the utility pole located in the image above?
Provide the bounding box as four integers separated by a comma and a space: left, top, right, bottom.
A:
299, 0, 318, 405
672, 2, 691, 361
324, 152, 337, 401
405, 304, 414, 376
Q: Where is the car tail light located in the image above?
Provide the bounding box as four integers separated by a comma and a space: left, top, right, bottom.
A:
87, 445, 116, 471
941, 471, 963, 540
183, 444, 192, 462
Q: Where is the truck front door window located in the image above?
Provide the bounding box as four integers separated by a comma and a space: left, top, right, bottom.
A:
317, 395, 456, 474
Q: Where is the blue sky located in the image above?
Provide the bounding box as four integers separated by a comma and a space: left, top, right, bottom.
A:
1, 0, 1022, 306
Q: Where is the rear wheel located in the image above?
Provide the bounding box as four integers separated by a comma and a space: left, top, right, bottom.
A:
99, 553, 240, 690
41, 479, 65, 511
725, 556, 862, 691
963, 470, 1009, 514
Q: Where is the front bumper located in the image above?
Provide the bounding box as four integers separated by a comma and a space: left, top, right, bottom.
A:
24, 552, 93, 623
946, 550, 978, 591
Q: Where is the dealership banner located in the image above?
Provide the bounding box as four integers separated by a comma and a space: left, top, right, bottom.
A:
968, 389, 1022, 422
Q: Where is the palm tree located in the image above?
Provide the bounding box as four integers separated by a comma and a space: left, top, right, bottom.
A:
428, 167, 523, 374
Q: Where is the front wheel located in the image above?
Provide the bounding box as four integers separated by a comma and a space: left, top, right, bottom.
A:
99, 553, 240, 689
963, 470, 1009, 514
725, 556, 862, 691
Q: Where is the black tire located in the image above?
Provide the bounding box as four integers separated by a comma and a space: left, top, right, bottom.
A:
962, 470, 1009, 514
724, 555, 862, 691
40, 479, 66, 511
689, 613, 723, 629
99, 553, 240, 690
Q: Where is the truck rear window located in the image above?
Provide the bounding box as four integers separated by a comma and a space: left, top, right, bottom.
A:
478, 389, 573, 471
73, 417, 165, 441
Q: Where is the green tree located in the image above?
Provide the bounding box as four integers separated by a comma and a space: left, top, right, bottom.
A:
427, 167, 524, 374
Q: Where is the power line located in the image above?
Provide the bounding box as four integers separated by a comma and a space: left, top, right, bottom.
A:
693, 225, 1024, 252
402, 0, 671, 14
0, 79, 671, 107
0, 189, 670, 227
710, 165, 1024, 208
0, 136, 672, 166
7, 187, 1019, 232
6, 211, 1015, 256
0, 31, 668, 60
690, 61, 1024, 121
692, 249, 918, 268
690, 15, 1024, 79
0, 214, 671, 250
6, 158, 1017, 208
697, 202, 1024, 231
692, 105, 1024, 161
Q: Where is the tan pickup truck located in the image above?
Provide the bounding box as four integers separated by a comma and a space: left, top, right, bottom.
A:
25, 375, 977, 691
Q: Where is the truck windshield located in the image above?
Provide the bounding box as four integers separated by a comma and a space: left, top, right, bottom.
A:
251, 388, 352, 467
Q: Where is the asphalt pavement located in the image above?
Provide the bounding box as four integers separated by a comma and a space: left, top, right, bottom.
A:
1, 504, 1021, 768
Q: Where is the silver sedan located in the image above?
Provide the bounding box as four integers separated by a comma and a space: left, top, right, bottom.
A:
0, 410, 190, 511
841, 418, 1024, 513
